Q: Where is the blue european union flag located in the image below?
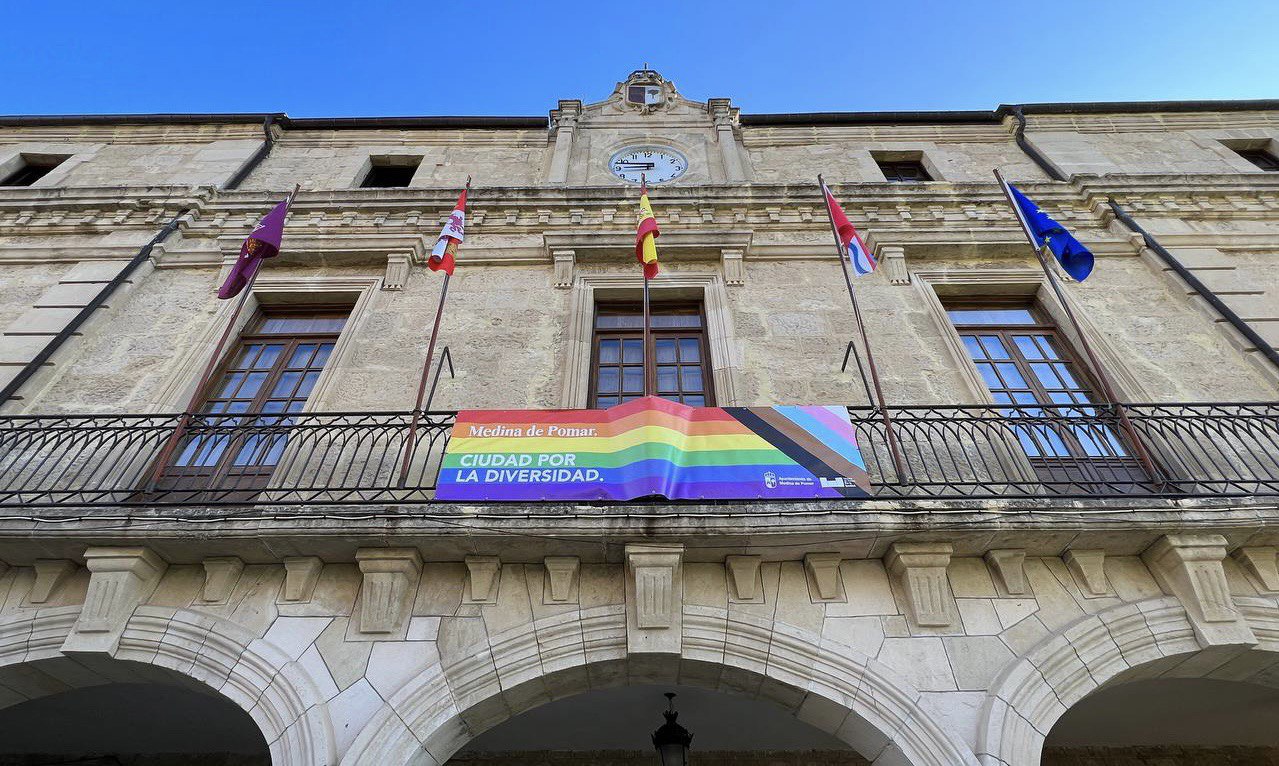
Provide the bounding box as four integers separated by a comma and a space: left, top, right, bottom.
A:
1007, 184, 1094, 281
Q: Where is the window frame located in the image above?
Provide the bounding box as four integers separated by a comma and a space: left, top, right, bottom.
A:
875, 158, 933, 183
1236, 147, 1279, 172
587, 301, 716, 408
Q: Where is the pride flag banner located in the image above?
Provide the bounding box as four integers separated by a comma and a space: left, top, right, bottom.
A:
436, 396, 871, 501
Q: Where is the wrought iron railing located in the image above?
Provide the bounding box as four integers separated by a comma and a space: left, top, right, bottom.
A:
0, 403, 1276, 507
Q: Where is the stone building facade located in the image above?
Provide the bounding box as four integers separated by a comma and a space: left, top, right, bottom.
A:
0, 71, 1278, 765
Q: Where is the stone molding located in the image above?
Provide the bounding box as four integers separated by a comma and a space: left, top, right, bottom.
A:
199, 556, 244, 604
1142, 534, 1255, 646
885, 542, 955, 628
279, 556, 324, 603
28, 559, 75, 604
625, 543, 684, 654
355, 548, 422, 635
63, 546, 166, 655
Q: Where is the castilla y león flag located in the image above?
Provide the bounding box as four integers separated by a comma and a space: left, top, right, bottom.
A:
429, 189, 467, 276
218, 193, 293, 299
635, 183, 660, 279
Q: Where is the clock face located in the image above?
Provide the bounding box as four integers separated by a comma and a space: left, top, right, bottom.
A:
608, 146, 688, 184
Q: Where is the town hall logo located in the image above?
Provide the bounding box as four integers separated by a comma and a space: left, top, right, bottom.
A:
762, 471, 778, 489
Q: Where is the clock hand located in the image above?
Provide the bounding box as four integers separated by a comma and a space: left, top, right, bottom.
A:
617, 163, 656, 170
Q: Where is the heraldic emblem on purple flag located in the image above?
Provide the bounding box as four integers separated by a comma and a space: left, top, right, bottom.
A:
218, 193, 293, 299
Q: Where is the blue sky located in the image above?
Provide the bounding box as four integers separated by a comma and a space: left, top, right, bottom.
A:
4, 1, 1277, 117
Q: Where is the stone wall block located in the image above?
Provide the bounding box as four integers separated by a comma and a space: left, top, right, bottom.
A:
885, 542, 956, 628
624, 543, 683, 655
28, 560, 76, 604
279, 556, 324, 603
63, 547, 166, 655
355, 548, 423, 635
199, 556, 245, 605
1232, 547, 1279, 593
1143, 534, 1257, 646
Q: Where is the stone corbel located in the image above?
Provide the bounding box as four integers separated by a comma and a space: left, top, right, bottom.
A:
877, 244, 909, 285
708, 98, 745, 183
720, 248, 745, 286
355, 548, 422, 635
547, 100, 582, 184
725, 555, 761, 602
30, 560, 76, 604
804, 553, 845, 602
279, 557, 324, 603
625, 543, 683, 654
552, 249, 576, 289
1064, 549, 1109, 597
886, 542, 955, 628
464, 556, 501, 604
1143, 535, 1256, 646
543, 557, 580, 604
63, 547, 166, 655
1232, 547, 1279, 593
199, 557, 244, 604
383, 251, 412, 291
984, 549, 1027, 595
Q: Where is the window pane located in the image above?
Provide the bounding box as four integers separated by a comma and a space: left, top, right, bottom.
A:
1013, 336, 1044, 360
622, 367, 643, 393
978, 336, 1009, 359
232, 344, 262, 369
271, 371, 302, 397
650, 313, 702, 329
596, 396, 618, 408
655, 339, 677, 363
622, 339, 643, 364
683, 395, 705, 407
595, 314, 642, 330
215, 372, 245, 398
258, 315, 347, 334
961, 336, 985, 360
598, 339, 620, 364
680, 367, 703, 392
312, 344, 334, 368
947, 308, 1037, 325
657, 366, 678, 392
254, 345, 284, 369
976, 363, 1002, 389
597, 367, 619, 394
289, 344, 318, 368
296, 371, 321, 398
1029, 363, 1062, 388
678, 338, 700, 362
995, 363, 1026, 388
1053, 363, 1078, 388
239, 371, 269, 398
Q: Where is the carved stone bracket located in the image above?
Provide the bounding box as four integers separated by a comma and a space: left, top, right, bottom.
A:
63, 547, 166, 655
625, 543, 683, 655
552, 249, 576, 289
877, 244, 909, 285
804, 553, 845, 602
1232, 546, 1279, 593
543, 556, 580, 604
355, 548, 422, 635
720, 248, 745, 286
30, 560, 76, 604
464, 556, 501, 604
199, 557, 244, 604
383, 252, 412, 291
1064, 549, 1109, 597
984, 549, 1027, 596
280, 557, 324, 604
725, 555, 762, 602
1143, 535, 1256, 646
885, 542, 955, 628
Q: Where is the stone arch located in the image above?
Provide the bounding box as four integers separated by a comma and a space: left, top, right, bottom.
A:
0, 604, 336, 765
342, 604, 978, 766
976, 595, 1279, 766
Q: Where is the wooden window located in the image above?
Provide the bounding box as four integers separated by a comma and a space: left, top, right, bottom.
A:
1237, 148, 1279, 172
876, 159, 932, 182
360, 158, 420, 188
1, 155, 68, 187
165, 308, 348, 489
946, 299, 1132, 467
590, 303, 714, 408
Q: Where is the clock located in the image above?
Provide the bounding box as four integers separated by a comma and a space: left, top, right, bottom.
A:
608, 146, 688, 184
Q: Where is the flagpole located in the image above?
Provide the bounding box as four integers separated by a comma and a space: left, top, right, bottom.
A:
993, 169, 1162, 484
146, 185, 299, 491
818, 175, 909, 484
398, 177, 469, 488
641, 174, 652, 398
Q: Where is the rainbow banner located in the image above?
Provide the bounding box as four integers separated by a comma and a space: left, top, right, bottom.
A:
436, 396, 871, 501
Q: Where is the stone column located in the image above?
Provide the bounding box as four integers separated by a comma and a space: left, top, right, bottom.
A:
708, 98, 746, 183
547, 100, 582, 184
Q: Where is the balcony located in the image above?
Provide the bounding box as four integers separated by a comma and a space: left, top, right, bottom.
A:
1, 402, 1277, 508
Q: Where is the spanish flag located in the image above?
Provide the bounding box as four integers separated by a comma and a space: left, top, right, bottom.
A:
635, 182, 660, 279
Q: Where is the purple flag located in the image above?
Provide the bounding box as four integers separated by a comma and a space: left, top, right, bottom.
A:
218, 195, 292, 299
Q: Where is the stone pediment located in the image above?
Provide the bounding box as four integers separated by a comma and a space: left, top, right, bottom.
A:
579, 69, 711, 123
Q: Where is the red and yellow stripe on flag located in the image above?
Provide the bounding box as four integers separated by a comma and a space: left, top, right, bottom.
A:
635, 182, 660, 279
